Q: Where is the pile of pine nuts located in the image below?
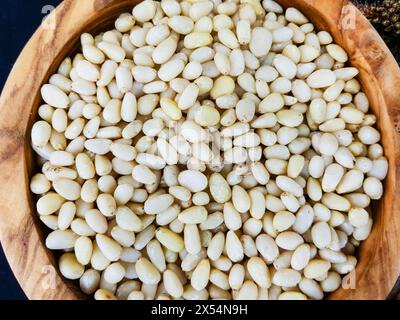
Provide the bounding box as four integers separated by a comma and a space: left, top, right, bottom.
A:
30, 0, 388, 300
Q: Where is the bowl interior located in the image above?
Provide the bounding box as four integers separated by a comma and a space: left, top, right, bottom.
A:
22, 0, 398, 300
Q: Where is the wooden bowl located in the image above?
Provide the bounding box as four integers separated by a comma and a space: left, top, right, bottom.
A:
0, 0, 399, 300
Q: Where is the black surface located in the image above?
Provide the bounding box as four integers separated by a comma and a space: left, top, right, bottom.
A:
0, 0, 61, 300
0, 300, 396, 318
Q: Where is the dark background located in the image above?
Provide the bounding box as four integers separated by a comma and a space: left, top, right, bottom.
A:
0, 0, 62, 300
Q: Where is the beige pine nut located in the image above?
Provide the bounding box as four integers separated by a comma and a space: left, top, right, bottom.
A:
208, 173, 231, 204
231, 185, 250, 213
163, 269, 183, 298
90, 241, 111, 271
41, 84, 70, 109
85, 209, 108, 234
152, 35, 178, 64
76, 60, 100, 82
304, 259, 331, 279
210, 76, 235, 99
103, 262, 125, 284
274, 54, 297, 79
96, 234, 122, 262
132, 164, 156, 185
135, 257, 161, 285
273, 210, 296, 232
157, 137, 179, 164
276, 175, 303, 197
272, 268, 301, 287
39, 104, 55, 122
79, 269, 100, 295
327, 44, 348, 63
322, 193, 351, 211
116, 206, 143, 232
191, 259, 210, 290
75, 236, 93, 265
276, 231, 304, 250
94, 289, 117, 300
225, 231, 244, 262
278, 291, 307, 300
158, 59, 185, 82
291, 243, 311, 270
37, 192, 65, 215
59, 253, 84, 280
348, 208, 369, 228
57, 202, 76, 230
250, 27, 272, 57
223, 202, 242, 231
46, 229, 78, 250
184, 224, 201, 255
247, 256, 271, 288
31, 121, 52, 147
184, 32, 213, 49
178, 83, 199, 110
169, 186, 191, 202
236, 19, 251, 45
235, 280, 258, 300
178, 170, 208, 192
311, 221, 332, 249
97, 41, 125, 63
82, 44, 105, 65
178, 206, 207, 224
145, 240, 165, 273
155, 227, 184, 252
53, 178, 81, 201
144, 194, 174, 215
52, 109, 68, 133
307, 69, 336, 88
214, 52, 230, 76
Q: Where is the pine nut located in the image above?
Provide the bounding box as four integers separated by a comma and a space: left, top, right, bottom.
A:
31, 2, 387, 301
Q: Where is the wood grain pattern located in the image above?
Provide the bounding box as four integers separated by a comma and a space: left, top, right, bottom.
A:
0, 0, 399, 300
